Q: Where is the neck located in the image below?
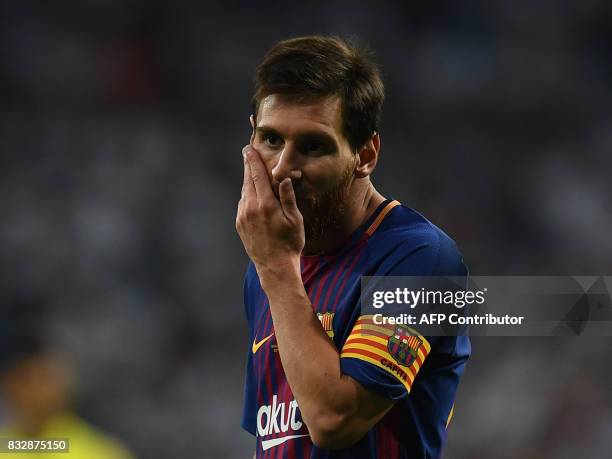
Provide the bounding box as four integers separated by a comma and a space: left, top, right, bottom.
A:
302, 180, 385, 256
10, 403, 67, 436
14, 412, 52, 436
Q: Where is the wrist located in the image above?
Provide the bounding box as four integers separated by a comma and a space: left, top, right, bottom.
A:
256, 257, 301, 292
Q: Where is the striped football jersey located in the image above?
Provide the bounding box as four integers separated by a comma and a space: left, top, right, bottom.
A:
242, 199, 471, 458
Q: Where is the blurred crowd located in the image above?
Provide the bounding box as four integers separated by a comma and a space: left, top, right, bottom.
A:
0, 1, 610, 458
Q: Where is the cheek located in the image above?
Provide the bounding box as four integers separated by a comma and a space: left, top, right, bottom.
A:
253, 137, 279, 162
253, 142, 279, 173
302, 158, 351, 190
262, 157, 276, 179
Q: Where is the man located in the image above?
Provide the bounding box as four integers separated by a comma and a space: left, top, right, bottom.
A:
0, 297, 135, 459
236, 36, 470, 458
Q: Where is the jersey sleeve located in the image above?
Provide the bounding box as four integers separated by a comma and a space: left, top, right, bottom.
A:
241, 348, 257, 435
340, 229, 469, 400
241, 263, 258, 436
340, 316, 432, 399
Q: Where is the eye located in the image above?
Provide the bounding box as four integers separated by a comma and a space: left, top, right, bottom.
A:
300, 141, 329, 156
263, 133, 283, 147
303, 142, 320, 152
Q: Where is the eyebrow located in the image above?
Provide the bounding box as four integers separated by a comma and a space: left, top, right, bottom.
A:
255, 125, 337, 144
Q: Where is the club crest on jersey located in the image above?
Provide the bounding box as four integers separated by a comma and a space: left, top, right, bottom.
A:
387, 325, 422, 367
317, 312, 335, 338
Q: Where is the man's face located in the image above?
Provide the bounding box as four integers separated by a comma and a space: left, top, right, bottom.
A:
1, 354, 70, 420
252, 94, 357, 245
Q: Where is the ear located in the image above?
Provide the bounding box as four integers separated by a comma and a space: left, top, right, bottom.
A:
354, 132, 380, 178
249, 114, 256, 143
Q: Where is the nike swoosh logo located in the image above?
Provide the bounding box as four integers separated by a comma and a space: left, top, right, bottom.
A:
252, 333, 274, 354
261, 434, 310, 450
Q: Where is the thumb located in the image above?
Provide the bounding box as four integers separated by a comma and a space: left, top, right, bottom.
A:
279, 178, 301, 221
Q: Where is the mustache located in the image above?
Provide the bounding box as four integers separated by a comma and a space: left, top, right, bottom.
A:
272, 181, 309, 199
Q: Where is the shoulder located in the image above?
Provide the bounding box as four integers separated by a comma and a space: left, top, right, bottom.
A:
368, 204, 467, 277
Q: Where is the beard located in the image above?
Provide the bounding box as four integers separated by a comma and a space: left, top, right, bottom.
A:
294, 165, 354, 249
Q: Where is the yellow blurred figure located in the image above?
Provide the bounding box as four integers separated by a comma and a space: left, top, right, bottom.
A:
0, 352, 135, 459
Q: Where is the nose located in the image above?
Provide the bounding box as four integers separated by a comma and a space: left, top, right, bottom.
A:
271, 146, 302, 184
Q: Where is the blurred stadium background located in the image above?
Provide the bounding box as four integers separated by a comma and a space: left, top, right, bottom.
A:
1, 1, 611, 458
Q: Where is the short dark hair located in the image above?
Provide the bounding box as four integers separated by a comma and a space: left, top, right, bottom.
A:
252, 36, 385, 152
0, 294, 47, 374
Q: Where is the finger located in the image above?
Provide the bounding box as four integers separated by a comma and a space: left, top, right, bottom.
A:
279, 177, 301, 221
242, 145, 255, 199
245, 146, 275, 201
